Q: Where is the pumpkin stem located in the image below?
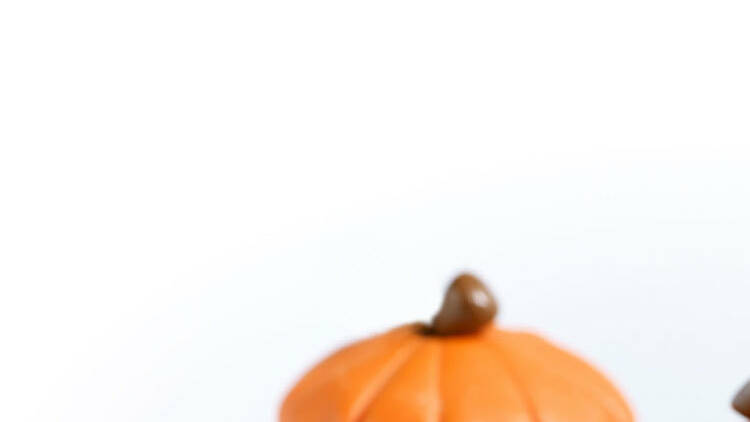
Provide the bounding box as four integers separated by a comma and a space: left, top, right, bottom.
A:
735, 380, 750, 418
429, 273, 498, 335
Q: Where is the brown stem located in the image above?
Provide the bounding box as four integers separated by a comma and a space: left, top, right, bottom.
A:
430, 273, 498, 335
735, 380, 750, 418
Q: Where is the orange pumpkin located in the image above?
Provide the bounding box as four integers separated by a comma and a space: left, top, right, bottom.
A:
281, 273, 634, 422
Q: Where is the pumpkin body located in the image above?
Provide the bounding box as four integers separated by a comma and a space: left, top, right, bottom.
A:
280, 323, 633, 422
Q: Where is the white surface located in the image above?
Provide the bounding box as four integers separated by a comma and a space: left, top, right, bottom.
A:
1, 0, 750, 421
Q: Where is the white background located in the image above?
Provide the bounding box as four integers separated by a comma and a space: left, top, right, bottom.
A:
1, 0, 749, 421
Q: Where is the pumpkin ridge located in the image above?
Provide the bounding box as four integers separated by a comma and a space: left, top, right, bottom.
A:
530, 332, 630, 418
349, 337, 423, 422
481, 337, 542, 422
280, 325, 417, 421
532, 341, 630, 420
493, 333, 630, 422
434, 342, 443, 422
